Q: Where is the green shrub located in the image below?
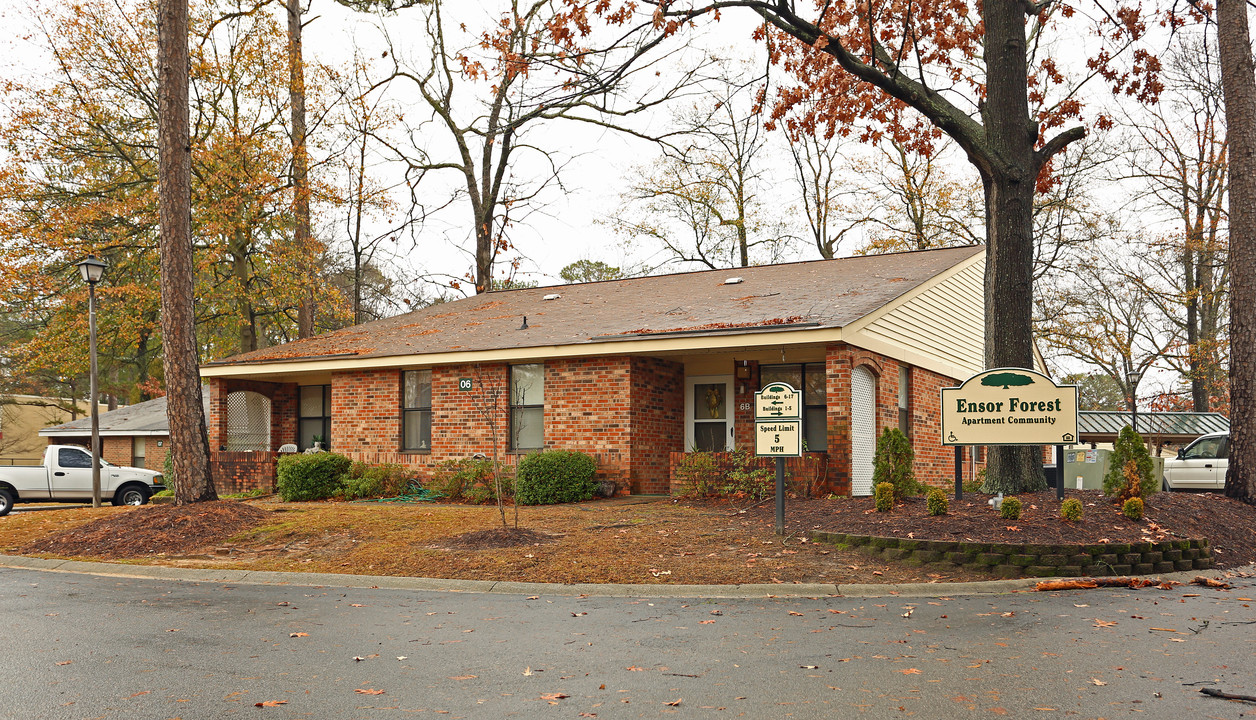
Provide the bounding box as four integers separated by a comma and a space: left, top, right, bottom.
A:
1103, 426, 1156, 500
873, 428, 919, 499
1122, 496, 1145, 521
276, 452, 352, 502
926, 488, 948, 516
962, 473, 983, 494
874, 482, 894, 512
1000, 496, 1022, 520
673, 452, 721, 497
515, 450, 598, 505
162, 451, 176, 495
673, 450, 773, 500
1060, 498, 1083, 521
429, 458, 508, 504
341, 462, 412, 500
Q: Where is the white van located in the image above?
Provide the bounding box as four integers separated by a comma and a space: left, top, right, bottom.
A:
1161, 432, 1228, 491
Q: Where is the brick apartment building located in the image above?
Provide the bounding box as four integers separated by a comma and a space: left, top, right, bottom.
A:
38, 394, 202, 471
200, 246, 990, 496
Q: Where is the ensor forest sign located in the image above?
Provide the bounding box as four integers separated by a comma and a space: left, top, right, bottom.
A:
941, 368, 1078, 446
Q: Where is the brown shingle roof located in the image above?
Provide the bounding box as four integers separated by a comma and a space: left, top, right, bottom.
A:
207, 245, 983, 366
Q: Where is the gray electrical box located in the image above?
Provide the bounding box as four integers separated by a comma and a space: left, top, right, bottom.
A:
1062, 448, 1164, 491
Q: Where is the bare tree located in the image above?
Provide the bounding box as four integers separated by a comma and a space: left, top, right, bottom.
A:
1122, 33, 1229, 412
157, 0, 216, 504
368, 0, 704, 293
606, 61, 796, 270
470, 364, 516, 529
781, 107, 869, 259
860, 137, 983, 254
1035, 247, 1179, 415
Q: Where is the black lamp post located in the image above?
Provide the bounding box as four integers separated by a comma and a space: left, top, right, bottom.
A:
76, 254, 106, 508
1125, 369, 1140, 437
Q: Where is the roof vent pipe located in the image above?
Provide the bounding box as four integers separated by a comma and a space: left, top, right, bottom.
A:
519, 315, 529, 330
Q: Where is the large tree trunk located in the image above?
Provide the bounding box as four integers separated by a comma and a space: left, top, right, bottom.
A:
157, 0, 216, 504
288, 0, 315, 337
976, 0, 1048, 494
1219, 0, 1256, 504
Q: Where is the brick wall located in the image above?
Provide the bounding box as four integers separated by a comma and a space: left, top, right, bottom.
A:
332, 368, 402, 454
208, 377, 298, 488
204, 349, 974, 496
821, 343, 967, 493
207, 378, 298, 452
102, 436, 130, 466
629, 357, 685, 493
237, 358, 684, 494
214, 451, 278, 494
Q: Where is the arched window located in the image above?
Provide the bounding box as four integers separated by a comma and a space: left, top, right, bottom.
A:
226, 391, 271, 451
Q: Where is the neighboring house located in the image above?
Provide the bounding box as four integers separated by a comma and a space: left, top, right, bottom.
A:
39, 394, 209, 470
201, 246, 989, 496
1, 395, 105, 465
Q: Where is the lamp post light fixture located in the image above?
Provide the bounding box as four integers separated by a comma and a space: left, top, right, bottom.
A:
76, 254, 107, 508
1125, 369, 1141, 438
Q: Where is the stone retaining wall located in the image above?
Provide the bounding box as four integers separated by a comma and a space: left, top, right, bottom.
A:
811, 532, 1213, 579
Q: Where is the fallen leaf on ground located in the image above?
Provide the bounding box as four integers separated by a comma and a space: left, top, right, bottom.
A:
449, 675, 478, 681
55, 661, 72, 666
1091, 679, 1107, 686
700, 620, 716, 624
255, 700, 287, 707
898, 668, 922, 675
355, 689, 385, 695
626, 666, 646, 671
1093, 619, 1118, 628
665, 699, 682, 706
540, 693, 569, 700
289, 632, 308, 638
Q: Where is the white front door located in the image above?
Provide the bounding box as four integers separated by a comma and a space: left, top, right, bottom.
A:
851, 366, 876, 496
685, 375, 735, 452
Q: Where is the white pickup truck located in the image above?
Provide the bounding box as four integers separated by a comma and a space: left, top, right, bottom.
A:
1162, 431, 1228, 491
0, 445, 165, 516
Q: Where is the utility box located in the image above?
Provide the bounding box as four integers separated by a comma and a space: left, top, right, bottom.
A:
1062, 448, 1164, 491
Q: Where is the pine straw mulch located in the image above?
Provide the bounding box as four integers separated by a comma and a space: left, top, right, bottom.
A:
433, 527, 560, 550
733, 489, 1256, 568
2, 490, 1253, 584
19, 501, 272, 559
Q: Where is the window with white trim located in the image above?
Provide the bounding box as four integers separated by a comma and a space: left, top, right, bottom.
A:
510, 364, 544, 450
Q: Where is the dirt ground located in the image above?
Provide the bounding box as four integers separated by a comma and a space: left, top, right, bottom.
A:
3, 489, 1253, 585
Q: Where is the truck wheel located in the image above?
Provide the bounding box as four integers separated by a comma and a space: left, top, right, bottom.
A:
0, 488, 13, 516
113, 485, 150, 507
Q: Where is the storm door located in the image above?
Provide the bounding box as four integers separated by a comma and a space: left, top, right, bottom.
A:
685, 375, 734, 452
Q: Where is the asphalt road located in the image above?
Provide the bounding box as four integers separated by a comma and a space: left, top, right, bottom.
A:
2, 567, 1254, 719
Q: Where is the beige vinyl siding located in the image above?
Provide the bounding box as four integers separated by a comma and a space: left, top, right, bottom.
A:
846, 256, 985, 379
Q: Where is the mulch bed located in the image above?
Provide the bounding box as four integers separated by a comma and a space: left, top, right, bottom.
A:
433, 527, 561, 550
736, 490, 1256, 569
20, 501, 272, 559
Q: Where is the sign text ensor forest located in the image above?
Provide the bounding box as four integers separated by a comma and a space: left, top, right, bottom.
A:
941, 369, 1078, 446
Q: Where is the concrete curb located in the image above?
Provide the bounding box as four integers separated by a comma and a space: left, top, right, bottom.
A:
5, 554, 1242, 598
